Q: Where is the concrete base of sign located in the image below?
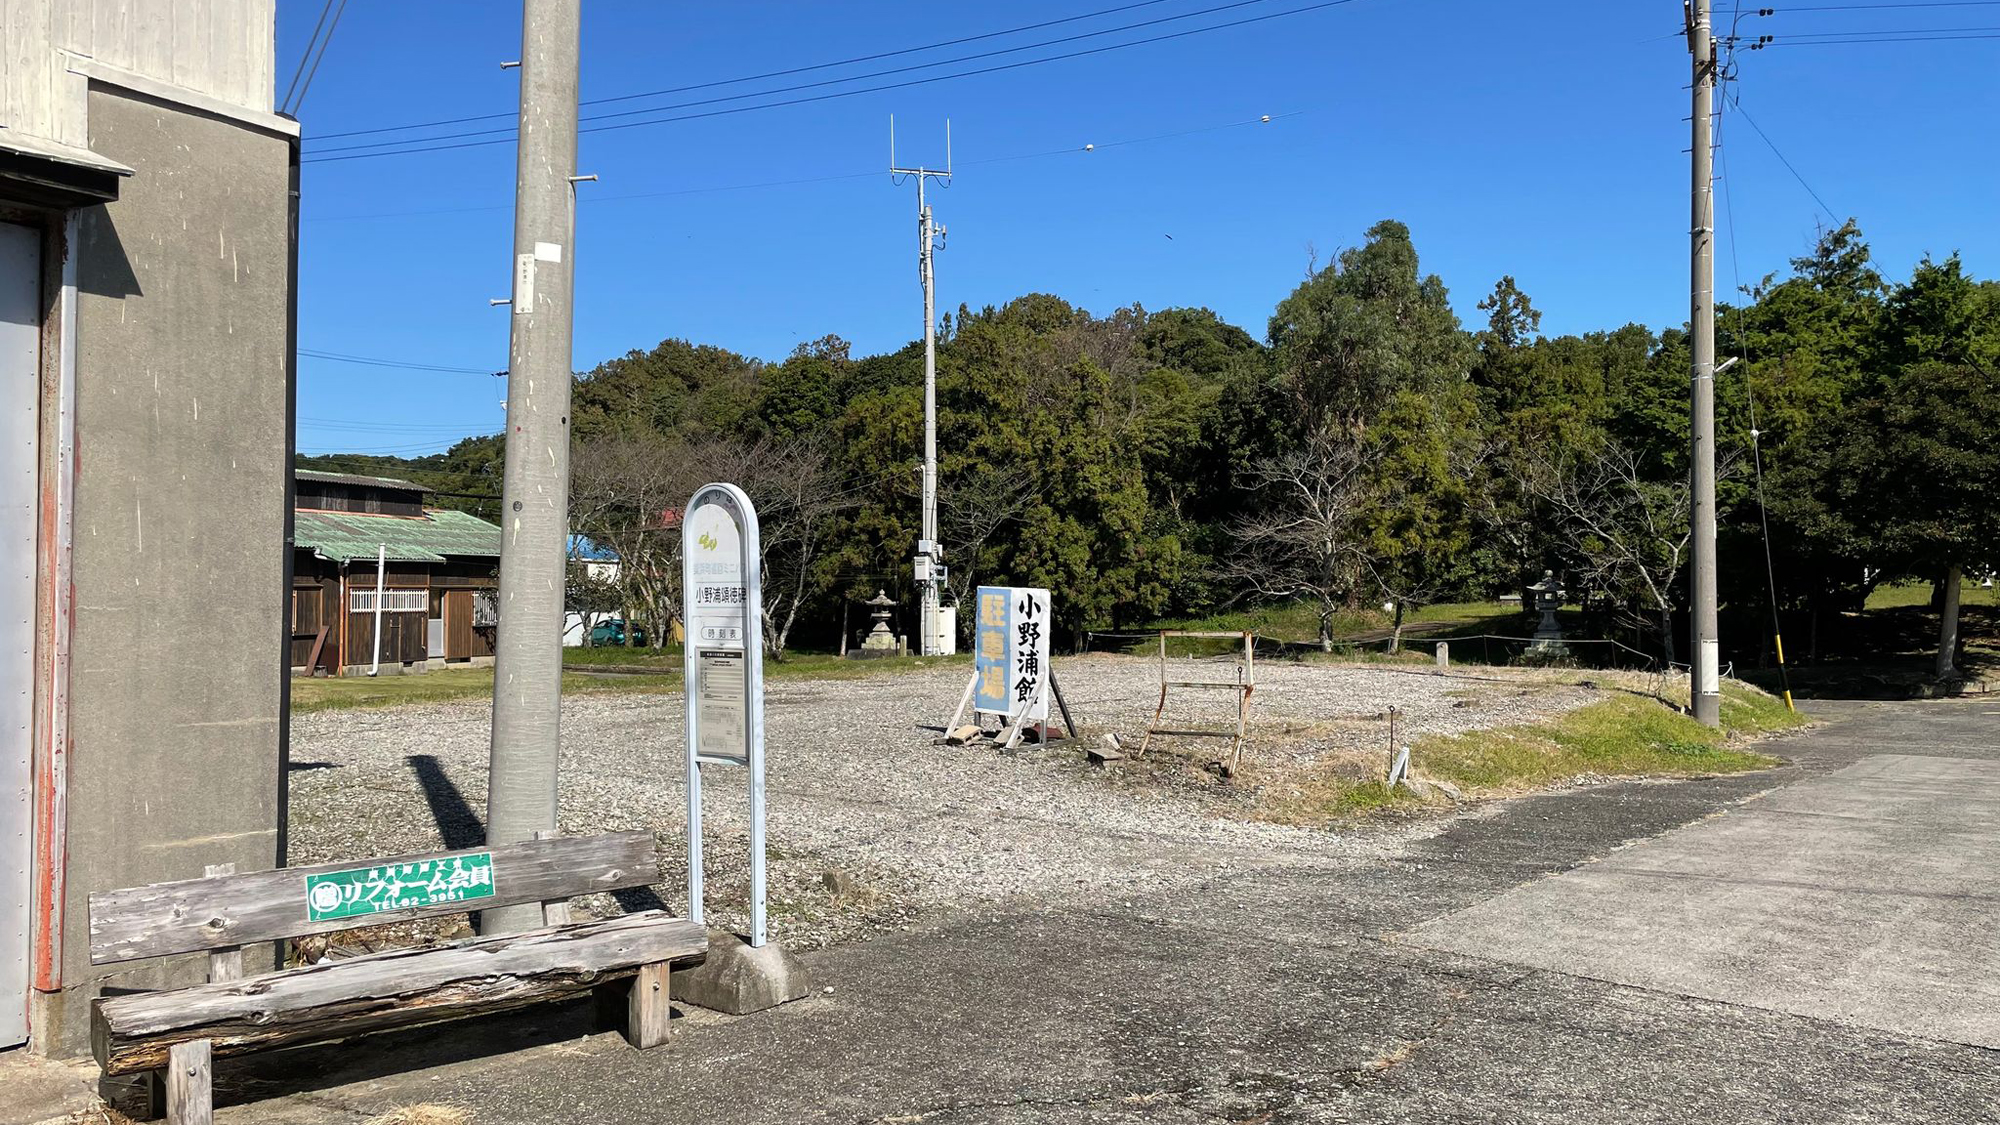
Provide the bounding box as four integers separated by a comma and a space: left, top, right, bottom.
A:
671, 930, 812, 1015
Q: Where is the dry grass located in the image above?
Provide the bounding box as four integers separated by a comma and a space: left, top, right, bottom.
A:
363, 1105, 474, 1125
1257, 679, 1805, 827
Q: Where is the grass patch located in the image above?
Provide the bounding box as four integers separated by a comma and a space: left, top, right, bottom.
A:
1415, 685, 1789, 792
293, 652, 969, 714
1263, 679, 1805, 827
1133, 598, 1526, 650
1865, 578, 1998, 610
290, 667, 680, 714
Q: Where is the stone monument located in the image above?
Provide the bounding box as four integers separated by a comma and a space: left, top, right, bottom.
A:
1527, 569, 1568, 654
858, 589, 900, 655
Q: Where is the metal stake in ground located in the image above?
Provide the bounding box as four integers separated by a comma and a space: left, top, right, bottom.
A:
484, 0, 582, 935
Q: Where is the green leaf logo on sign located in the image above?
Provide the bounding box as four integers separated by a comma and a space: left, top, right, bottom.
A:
304, 853, 497, 922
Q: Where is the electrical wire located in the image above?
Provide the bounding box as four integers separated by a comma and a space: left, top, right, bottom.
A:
299, 348, 500, 375
301, 0, 1368, 164
1721, 93, 1838, 223
1715, 68, 1797, 710
285, 0, 350, 116
1767, 0, 2000, 8
281, 0, 339, 115
313, 0, 1195, 141
1765, 29, 2000, 40
303, 109, 1296, 222
307, 0, 1290, 156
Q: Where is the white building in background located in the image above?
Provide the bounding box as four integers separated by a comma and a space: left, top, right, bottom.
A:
563, 536, 622, 646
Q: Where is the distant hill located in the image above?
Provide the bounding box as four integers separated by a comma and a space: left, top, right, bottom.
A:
296, 433, 505, 521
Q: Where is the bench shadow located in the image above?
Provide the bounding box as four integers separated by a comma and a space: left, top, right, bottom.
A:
407, 754, 485, 850
197, 996, 690, 1112
612, 885, 671, 913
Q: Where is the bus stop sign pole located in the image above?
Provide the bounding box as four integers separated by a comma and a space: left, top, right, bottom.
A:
680, 482, 767, 946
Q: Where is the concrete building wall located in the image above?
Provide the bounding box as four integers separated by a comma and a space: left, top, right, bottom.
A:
30, 84, 291, 1056
1, 0, 275, 149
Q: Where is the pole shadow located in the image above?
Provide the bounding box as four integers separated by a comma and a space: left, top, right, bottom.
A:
405, 754, 485, 850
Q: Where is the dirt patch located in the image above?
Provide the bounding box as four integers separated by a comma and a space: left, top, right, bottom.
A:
287, 656, 1607, 949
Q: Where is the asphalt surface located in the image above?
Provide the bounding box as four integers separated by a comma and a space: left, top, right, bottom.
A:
197, 699, 2000, 1124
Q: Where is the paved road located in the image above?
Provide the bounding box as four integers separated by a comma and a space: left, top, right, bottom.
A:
210, 700, 2000, 1124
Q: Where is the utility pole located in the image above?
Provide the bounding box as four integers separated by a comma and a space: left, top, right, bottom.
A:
891, 119, 951, 655
484, 0, 582, 933
1687, 0, 1722, 727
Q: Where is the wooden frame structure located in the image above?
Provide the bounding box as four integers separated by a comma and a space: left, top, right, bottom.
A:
945, 669, 1077, 751
1136, 630, 1255, 776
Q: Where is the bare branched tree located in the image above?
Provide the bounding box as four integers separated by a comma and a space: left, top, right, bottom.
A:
937, 464, 1042, 626
1217, 429, 1379, 651
570, 434, 751, 647
1524, 439, 1740, 665
740, 437, 856, 659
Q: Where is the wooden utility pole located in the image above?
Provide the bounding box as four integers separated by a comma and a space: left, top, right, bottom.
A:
1688, 0, 1722, 726
485, 0, 582, 933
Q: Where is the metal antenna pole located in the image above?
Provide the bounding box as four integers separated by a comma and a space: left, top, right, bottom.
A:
1688, 0, 1722, 726
892, 121, 951, 656
484, 0, 582, 933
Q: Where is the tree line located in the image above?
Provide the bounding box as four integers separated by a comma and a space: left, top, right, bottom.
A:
317, 218, 2000, 673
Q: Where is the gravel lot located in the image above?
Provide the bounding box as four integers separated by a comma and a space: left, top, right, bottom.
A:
288, 655, 1602, 949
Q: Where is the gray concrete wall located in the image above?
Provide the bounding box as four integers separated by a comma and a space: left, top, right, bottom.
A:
33, 85, 290, 1055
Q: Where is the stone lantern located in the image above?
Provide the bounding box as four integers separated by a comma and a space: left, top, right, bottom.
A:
1528, 570, 1567, 651
858, 589, 900, 654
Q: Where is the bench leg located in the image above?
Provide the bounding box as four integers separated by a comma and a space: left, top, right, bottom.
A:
625, 962, 671, 1049
166, 1039, 213, 1125
141, 1070, 167, 1120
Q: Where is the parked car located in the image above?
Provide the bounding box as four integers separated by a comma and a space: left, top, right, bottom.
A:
589, 619, 648, 647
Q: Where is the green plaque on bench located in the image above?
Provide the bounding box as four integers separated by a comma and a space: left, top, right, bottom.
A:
304, 853, 496, 921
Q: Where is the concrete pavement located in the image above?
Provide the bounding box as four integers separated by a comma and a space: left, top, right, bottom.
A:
101, 700, 2000, 1123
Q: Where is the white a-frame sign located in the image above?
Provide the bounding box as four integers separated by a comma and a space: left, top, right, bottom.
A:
946, 585, 1059, 749
681, 483, 769, 946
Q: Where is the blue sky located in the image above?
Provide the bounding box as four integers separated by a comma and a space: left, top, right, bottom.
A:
287, 1, 2000, 456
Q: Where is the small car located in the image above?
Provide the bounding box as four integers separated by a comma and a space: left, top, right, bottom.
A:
588, 619, 648, 647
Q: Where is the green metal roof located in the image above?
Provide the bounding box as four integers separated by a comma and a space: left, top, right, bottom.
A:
295, 507, 502, 564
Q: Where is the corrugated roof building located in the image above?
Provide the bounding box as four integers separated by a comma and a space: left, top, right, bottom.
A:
289, 472, 503, 677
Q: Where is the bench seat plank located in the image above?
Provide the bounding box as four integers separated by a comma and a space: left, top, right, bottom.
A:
89, 832, 657, 964
92, 911, 705, 1074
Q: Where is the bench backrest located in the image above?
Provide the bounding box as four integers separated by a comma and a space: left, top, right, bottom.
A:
89, 831, 658, 965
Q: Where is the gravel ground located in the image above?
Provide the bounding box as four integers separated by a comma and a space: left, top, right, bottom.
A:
287, 655, 1601, 950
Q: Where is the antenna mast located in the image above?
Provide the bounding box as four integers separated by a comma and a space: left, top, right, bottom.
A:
890, 117, 953, 657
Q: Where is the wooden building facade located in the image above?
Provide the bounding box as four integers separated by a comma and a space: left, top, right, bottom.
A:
290, 470, 502, 676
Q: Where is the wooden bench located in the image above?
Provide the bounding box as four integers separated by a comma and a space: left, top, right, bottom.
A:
86, 831, 705, 1125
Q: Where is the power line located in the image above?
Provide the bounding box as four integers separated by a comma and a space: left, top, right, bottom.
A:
1712, 79, 1796, 710
301, 0, 1369, 164
284, 0, 350, 116
1766, 0, 2000, 8
1761, 22, 2000, 33
1765, 29, 2000, 40
298, 347, 500, 374
281, 0, 339, 114
302, 109, 1296, 223
307, 0, 1289, 156
313, 0, 1191, 141
1721, 93, 1838, 223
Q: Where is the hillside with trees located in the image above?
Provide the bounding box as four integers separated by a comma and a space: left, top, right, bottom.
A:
308, 219, 2000, 676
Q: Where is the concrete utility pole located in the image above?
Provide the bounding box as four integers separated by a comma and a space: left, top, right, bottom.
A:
891, 120, 951, 655
484, 0, 582, 933
1687, 0, 1722, 727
